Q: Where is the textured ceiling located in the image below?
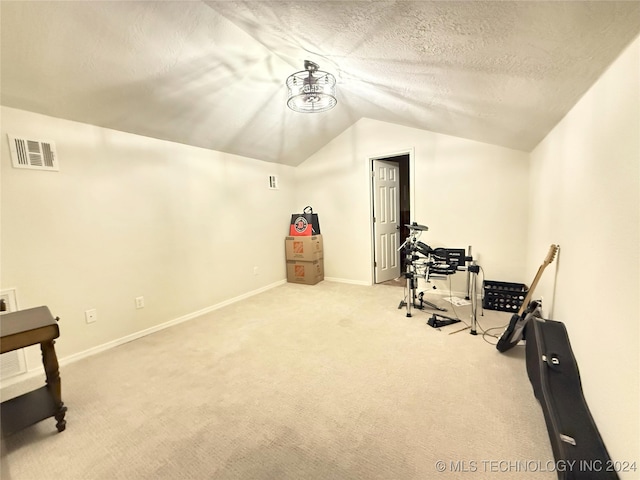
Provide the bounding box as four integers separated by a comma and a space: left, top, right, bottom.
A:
1, 1, 639, 166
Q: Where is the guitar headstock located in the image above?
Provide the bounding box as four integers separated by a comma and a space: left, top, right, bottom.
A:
544, 244, 559, 266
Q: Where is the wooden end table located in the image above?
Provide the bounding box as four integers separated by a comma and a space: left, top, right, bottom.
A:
1, 306, 67, 436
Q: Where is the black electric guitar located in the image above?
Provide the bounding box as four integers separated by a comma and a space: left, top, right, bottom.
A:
496, 244, 559, 352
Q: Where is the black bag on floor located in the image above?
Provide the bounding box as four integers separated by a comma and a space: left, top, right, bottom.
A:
525, 318, 619, 480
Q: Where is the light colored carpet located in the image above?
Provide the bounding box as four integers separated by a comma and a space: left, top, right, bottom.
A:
1, 281, 553, 479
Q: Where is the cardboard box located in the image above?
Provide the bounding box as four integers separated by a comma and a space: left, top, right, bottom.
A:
286, 259, 324, 285
285, 235, 323, 261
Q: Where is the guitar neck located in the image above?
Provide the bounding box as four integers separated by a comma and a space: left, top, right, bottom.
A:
517, 266, 549, 316
516, 245, 558, 316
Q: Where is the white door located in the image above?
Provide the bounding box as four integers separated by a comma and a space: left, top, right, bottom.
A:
373, 159, 401, 283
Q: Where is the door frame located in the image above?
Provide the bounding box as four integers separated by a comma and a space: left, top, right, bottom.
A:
369, 148, 415, 284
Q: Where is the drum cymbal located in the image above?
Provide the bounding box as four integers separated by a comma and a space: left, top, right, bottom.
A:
405, 223, 429, 231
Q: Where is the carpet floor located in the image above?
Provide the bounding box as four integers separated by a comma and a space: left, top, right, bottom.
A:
1, 281, 554, 479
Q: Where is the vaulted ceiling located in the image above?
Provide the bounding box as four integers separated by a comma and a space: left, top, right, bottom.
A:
1, 1, 639, 166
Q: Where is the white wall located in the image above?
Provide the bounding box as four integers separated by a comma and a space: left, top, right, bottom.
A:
294, 118, 531, 290
529, 36, 639, 475
1, 106, 295, 372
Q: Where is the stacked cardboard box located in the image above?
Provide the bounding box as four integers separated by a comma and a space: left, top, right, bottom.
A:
285, 235, 324, 285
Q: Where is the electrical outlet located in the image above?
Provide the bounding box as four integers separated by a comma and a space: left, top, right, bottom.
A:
253, 266, 259, 276
85, 309, 97, 324
135, 296, 145, 309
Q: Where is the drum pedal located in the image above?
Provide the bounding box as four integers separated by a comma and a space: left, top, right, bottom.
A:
427, 314, 461, 328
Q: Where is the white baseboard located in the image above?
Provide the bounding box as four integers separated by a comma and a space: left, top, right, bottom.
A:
324, 277, 371, 286
0, 280, 286, 390
428, 289, 473, 299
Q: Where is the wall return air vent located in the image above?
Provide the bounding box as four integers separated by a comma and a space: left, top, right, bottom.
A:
7, 134, 59, 171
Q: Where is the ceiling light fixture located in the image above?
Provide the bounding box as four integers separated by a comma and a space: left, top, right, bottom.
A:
286, 60, 337, 113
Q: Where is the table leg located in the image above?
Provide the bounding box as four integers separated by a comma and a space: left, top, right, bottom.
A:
40, 340, 67, 432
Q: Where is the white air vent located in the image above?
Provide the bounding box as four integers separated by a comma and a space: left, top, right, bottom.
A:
268, 175, 279, 190
0, 350, 27, 379
7, 134, 59, 171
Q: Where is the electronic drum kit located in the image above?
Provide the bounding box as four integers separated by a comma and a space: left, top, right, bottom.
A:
398, 222, 480, 334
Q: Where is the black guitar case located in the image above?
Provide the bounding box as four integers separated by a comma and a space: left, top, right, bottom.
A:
525, 318, 618, 480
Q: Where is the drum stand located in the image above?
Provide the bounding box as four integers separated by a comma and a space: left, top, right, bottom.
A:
449, 261, 481, 335
468, 262, 480, 335
400, 257, 417, 318
397, 223, 446, 317
465, 245, 472, 300
399, 261, 445, 317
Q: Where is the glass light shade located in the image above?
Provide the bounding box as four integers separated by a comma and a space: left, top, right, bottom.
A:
286, 63, 337, 113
